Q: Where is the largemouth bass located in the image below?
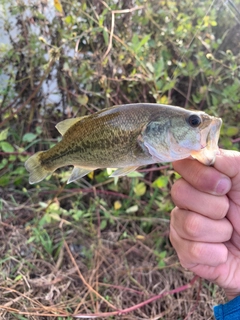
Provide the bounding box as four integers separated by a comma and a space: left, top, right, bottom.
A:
25, 103, 222, 184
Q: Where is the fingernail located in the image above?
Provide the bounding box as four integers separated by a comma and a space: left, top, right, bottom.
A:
215, 177, 231, 195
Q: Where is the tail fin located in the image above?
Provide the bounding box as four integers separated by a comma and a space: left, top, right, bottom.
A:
25, 151, 52, 184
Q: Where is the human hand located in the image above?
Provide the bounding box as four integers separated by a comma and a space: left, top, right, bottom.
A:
170, 149, 240, 301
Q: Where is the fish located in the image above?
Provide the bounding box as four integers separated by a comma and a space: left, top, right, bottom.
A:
25, 103, 222, 184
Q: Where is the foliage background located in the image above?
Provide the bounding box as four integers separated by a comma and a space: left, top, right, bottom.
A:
0, 0, 240, 319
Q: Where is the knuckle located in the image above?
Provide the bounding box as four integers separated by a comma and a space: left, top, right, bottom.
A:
169, 221, 180, 242
182, 214, 202, 239
171, 179, 186, 203
169, 225, 175, 245
170, 207, 184, 229
189, 242, 205, 260
216, 196, 229, 218
170, 206, 180, 218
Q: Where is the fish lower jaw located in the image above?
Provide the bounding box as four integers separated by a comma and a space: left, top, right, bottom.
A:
190, 149, 217, 166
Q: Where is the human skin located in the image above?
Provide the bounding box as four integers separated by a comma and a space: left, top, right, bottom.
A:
170, 149, 240, 301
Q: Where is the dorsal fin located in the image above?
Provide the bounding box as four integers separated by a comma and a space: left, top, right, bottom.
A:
55, 117, 85, 135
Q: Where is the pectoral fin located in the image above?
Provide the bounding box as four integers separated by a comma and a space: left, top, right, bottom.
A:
67, 166, 96, 184
110, 166, 139, 177
56, 117, 86, 135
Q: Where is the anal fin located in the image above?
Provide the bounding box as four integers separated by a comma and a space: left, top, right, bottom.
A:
110, 166, 139, 177
67, 166, 96, 184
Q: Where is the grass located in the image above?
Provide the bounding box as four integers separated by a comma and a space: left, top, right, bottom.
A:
0, 197, 226, 319
0, 0, 240, 318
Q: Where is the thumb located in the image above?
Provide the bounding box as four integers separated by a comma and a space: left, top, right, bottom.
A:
214, 149, 240, 179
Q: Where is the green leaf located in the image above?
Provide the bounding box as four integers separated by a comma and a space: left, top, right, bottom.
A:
211, 94, 219, 106
14, 274, 23, 282
127, 171, 143, 178
154, 57, 165, 79
225, 126, 239, 137
103, 28, 109, 45
174, 172, 181, 180
157, 250, 167, 268
26, 236, 36, 244
152, 176, 168, 188
77, 94, 88, 106
0, 128, 9, 141
131, 34, 151, 53
0, 175, 9, 186
100, 219, 107, 230
138, 34, 151, 48
72, 210, 85, 221
22, 132, 37, 142
46, 202, 60, 213
159, 250, 167, 259
0, 158, 8, 169
0, 141, 14, 152
158, 259, 166, 268
65, 15, 74, 24
134, 182, 146, 196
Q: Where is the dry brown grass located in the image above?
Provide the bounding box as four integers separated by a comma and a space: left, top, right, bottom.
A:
0, 192, 226, 320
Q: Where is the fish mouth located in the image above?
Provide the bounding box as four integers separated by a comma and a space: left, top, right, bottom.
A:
191, 116, 222, 165
200, 130, 212, 150
202, 117, 222, 148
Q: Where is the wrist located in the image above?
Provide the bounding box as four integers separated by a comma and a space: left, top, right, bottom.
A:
225, 291, 240, 301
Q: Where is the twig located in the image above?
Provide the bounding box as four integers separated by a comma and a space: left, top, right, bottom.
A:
184, 277, 202, 320
79, 5, 149, 75
102, 11, 114, 61
101, 2, 144, 60
232, 137, 240, 143
74, 275, 199, 318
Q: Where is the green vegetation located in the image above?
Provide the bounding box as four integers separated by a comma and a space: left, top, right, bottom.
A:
0, 0, 239, 319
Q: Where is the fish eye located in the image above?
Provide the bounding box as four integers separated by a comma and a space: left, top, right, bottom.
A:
187, 114, 202, 128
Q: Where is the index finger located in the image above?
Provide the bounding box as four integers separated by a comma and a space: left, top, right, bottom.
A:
172, 158, 231, 196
